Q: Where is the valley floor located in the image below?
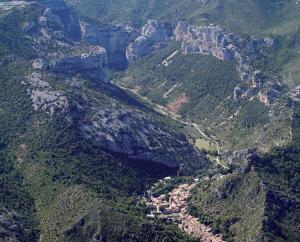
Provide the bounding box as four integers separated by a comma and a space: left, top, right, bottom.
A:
114, 82, 230, 170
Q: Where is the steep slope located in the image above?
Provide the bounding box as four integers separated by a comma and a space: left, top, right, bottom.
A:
116, 20, 292, 151
66, 0, 300, 96
0, 1, 299, 242
0, 1, 206, 241
0, 49, 195, 242
65, 0, 299, 35
65, 0, 204, 27
62, 1, 300, 241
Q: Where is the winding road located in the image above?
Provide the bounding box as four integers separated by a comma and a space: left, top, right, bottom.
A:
115, 83, 229, 169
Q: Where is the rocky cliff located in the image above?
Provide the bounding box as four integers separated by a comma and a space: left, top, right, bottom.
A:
81, 22, 138, 70
21, 0, 108, 82
50, 45, 108, 81
81, 108, 207, 173
173, 22, 279, 104
34, 1, 278, 106
16, 1, 208, 173
126, 20, 279, 105
126, 20, 174, 63
38, 0, 81, 42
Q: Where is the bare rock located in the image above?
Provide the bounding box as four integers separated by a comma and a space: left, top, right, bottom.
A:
51, 45, 108, 81
26, 72, 68, 115
234, 86, 243, 100
81, 108, 208, 173
37, 0, 81, 42
32, 59, 48, 70
126, 20, 173, 62
81, 22, 138, 70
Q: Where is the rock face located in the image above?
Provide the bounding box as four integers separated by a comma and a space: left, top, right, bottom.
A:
20, 2, 208, 173
257, 88, 281, 106
234, 86, 243, 100
81, 108, 207, 173
26, 72, 68, 115
126, 20, 173, 62
50, 45, 108, 81
29, 1, 108, 82
32, 58, 48, 70
126, 20, 279, 104
34, 3, 278, 105
38, 0, 81, 42
81, 22, 138, 70
174, 22, 271, 85
0, 1, 31, 12
175, 22, 235, 60
224, 148, 257, 165
173, 22, 281, 104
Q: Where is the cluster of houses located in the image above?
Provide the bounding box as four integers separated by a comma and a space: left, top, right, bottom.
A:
145, 177, 224, 242
146, 182, 196, 219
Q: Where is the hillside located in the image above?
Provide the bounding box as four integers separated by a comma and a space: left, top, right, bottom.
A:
0, 1, 299, 242
66, 0, 300, 87
0, 1, 203, 241
65, 0, 299, 34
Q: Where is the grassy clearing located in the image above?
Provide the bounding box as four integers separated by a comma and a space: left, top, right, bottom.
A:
195, 139, 215, 153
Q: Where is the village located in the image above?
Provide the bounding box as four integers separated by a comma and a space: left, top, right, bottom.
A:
145, 177, 224, 242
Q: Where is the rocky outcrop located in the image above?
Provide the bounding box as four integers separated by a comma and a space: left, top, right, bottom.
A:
233, 86, 243, 100
174, 21, 272, 84
290, 85, 300, 102
173, 22, 281, 104
26, 72, 68, 115
35, 1, 138, 70
50, 45, 108, 81
127, 20, 272, 76
0, 1, 31, 12
126, 20, 173, 62
32, 58, 48, 70
81, 108, 208, 173
127, 20, 278, 104
224, 148, 257, 165
258, 88, 281, 106
38, 0, 81, 42
175, 22, 233, 60
25, 1, 108, 82
21, 3, 207, 174
223, 148, 261, 173
81, 22, 138, 70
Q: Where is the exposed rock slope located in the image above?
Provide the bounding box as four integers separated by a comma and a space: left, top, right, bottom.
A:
81, 108, 208, 172
17, 0, 209, 173
81, 21, 138, 70
126, 20, 279, 105
126, 20, 173, 63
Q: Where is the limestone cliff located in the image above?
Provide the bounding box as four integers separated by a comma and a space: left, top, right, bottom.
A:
38, 0, 81, 42
50, 45, 108, 81
81, 22, 138, 70
126, 20, 174, 63
174, 21, 276, 102
126, 20, 278, 104
81, 108, 208, 174
17, 1, 208, 173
